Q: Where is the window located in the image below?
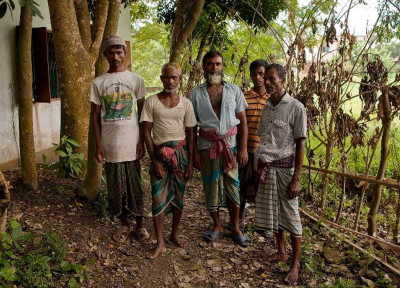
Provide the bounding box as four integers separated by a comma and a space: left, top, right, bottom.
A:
32, 27, 59, 102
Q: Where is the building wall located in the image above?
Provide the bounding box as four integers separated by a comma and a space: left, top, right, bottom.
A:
0, 1, 131, 169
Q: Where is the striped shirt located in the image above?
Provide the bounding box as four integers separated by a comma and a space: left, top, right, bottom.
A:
244, 89, 270, 153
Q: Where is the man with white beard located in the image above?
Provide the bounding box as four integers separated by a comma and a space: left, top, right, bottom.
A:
190, 51, 249, 247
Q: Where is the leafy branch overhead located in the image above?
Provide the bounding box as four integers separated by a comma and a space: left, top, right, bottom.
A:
0, 0, 43, 19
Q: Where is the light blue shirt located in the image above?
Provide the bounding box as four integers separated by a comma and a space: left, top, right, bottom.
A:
190, 81, 248, 150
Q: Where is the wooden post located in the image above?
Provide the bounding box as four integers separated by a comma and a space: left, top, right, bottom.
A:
393, 190, 400, 244
0, 171, 11, 232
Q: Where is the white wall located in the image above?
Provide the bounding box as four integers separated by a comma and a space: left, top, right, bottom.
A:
0, 1, 131, 168
117, 5, 131, 42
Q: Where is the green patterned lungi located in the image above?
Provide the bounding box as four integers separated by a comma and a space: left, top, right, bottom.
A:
200, 148, 240, 212
150, 141, 188, 217
105, 160, 144, 217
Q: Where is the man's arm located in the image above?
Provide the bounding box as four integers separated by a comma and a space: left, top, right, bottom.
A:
136, 98, 145, 160
236, 111, 248, 167
143, 121, 165, 179
92, 102, 105, 164
287, 137, 306, 199
185, 127, 194, 180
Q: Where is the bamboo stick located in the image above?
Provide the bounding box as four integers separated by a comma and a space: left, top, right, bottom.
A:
300, 208, 400, 253
300, 208, 400, 276
303, 165, 400, 189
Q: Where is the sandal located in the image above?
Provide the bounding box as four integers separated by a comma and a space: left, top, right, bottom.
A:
112, 226, 131, 243
202, 229, 220, 242
232, 234, 250, 247
134, 228, 152, 245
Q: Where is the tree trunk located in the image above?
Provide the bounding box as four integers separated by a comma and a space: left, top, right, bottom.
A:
48, 0, 108, 177
0, 171, 11, 232
353, 184, 367, 231
48, 0, 92, 167
393, 190, 400, 244
367, 87, 392, 236
169, 0, 205, 63
17, 6, 38, 191
320, 139, 334, 209
84, 0, 121, 202
184, 22, 214, 96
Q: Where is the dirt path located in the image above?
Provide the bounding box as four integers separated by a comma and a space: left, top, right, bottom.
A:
4, 165, 400, 287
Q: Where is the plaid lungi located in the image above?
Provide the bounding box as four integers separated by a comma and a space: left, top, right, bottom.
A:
255, 166, 302, 237
105, 160, 144, 217
200, 148, 240, 212
150, 141, 188, 217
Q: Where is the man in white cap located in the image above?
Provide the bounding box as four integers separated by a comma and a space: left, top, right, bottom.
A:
90, 36, 151, 244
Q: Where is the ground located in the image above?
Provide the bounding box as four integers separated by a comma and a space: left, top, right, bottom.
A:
3, 159, 400, 288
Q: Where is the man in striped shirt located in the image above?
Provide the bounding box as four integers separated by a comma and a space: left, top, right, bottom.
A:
239, 59, 270, 226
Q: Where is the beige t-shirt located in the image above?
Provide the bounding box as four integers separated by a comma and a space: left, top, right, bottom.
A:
140, 94, 197, 145
90, 71, 146, 163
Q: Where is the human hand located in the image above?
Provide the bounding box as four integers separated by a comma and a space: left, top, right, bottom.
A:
287, 179, 300, 199
237, 149, 248, 167
136, 141, 145, 160
153, 161, 165, 179
185, 162, 193, 180
193, 150, 202, 170
95, 145, 106, 164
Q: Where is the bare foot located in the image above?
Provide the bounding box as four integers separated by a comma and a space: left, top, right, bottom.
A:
145, 244, 166, 259
284, 264, 300, 284
169, 235, 187, 247
268, 252, 288, 262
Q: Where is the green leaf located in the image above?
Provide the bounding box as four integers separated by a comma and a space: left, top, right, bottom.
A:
41, 153, 47, 164
68, 277, 79, 288
10, 219, 21, 240
28, 2, 43, 20
55, 150, 67, 157
60, 261, 74, 272
36, 255, 51, 265
18, 233, 35, 241
66, 138, 80, 147
0, 2, 8, 18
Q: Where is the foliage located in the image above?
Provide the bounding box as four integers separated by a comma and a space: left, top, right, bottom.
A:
0, 0, 42, 19
0, 220, 88, 287
130, 1, 170, 87
40, 136, 86, 178
375, 0, 400, 42
43, 232, 68, 262
157, 0, 285, 29
87, 0, 138, 20
0, 0, 15, 18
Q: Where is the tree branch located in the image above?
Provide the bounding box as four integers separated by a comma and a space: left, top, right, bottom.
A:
90, 0, 109, 58
74, 0, 91, 51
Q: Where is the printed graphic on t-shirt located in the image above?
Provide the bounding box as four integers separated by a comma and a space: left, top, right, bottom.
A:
103, 92, 133, 121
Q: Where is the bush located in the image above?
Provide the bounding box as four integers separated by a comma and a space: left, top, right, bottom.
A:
0, 220, 89, 287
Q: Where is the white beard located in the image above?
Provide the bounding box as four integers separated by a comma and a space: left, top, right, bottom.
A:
163, 88, 177, 94
207, 73, 223, 84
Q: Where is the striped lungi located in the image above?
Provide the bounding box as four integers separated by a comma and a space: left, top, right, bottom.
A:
255, 167, 302, 237
105, 160, 144, 217
150, 141, 188, 217
200, 148, 240, 212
